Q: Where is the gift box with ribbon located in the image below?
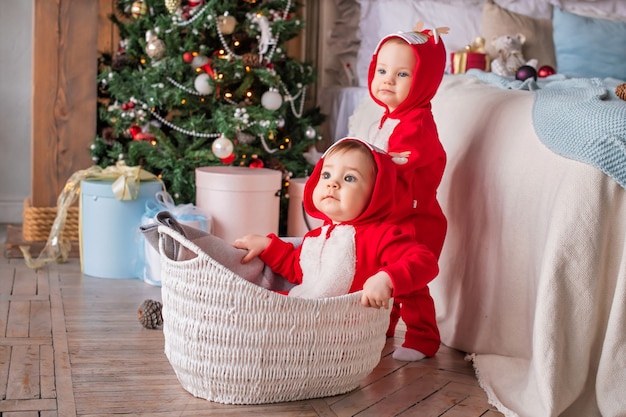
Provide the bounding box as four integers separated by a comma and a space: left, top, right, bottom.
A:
21, 162, 164, 277
451, 37, 490, 74
138, 191, 210, 286
79, 163, 164, 279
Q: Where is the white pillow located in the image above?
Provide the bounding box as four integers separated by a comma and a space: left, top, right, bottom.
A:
548, 0, 626, 21
496, 0, 553, 18
354, 0, 484, 86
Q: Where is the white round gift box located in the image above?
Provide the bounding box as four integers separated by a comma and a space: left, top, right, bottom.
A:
195, 166, 282, 243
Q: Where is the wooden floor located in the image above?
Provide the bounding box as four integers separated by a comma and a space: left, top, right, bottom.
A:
0, 224, 503, 417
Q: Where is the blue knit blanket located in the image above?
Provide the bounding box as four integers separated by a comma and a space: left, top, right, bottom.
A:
466, 69, 626, 189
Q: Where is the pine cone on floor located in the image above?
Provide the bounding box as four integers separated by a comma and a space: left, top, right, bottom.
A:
138, 299, 163, 329
616, 83, 626, 101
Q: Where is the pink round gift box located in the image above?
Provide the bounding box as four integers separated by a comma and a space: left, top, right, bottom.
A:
287, 178, 323, 237
195, 166, 282, 243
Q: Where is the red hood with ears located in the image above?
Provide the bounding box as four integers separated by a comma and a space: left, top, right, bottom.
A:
368, 30, 446, 121
303, 137, 397, 225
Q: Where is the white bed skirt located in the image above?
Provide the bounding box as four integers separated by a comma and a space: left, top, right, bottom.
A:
430, 75, 626, 417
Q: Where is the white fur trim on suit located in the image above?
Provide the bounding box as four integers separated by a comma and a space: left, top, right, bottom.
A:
288, 224, 356, 298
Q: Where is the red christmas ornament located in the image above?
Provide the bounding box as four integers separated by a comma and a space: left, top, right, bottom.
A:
249, 159, 265, 168
134, 132, 155, 141
220, 154, 236, 164
129, 125, 142, 140
538, 65, 556, 78
182, 52, 194, 63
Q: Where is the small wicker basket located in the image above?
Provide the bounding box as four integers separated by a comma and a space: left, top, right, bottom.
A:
158, 225, 391, 405
22, 198, 79, 242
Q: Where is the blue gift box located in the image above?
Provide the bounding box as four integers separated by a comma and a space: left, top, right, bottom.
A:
80, 179, 163, 279
138, 191, 210, 286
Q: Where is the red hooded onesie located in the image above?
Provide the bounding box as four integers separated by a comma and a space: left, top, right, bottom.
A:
361, 29, 448, 355
259, 138, 439, 320
367, 30, 447, 256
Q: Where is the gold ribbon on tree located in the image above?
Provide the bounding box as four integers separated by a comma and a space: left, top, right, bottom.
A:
20, 162, 164, 269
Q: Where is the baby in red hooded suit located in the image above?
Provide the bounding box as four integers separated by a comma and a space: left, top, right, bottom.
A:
234, 138, 439, 317
350, 25, 448, 361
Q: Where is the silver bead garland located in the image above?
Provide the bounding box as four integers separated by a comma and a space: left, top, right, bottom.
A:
166, 2, 210, 32
166, 76, 208, 96
278, 77, 305, 118
139, 101, 220, 138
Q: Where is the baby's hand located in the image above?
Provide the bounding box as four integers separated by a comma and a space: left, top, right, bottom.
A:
361, 271, 393, 309
232, 234, 271, 263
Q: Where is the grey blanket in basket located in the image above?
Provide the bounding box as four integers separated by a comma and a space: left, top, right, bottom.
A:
141, 211, 295, 292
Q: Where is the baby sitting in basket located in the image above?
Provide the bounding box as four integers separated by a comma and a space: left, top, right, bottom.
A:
234, 137, 439, 361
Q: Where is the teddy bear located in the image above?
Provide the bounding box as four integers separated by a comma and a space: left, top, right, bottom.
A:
490, 34, 537, 77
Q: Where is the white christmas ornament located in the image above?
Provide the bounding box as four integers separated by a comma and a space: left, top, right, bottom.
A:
305, 126, 316, 139
194, 73, 213, 95
212, 135, 234, 159
261, 88, 282, 111
145, 30, 166, 60
191, 54, 210, 69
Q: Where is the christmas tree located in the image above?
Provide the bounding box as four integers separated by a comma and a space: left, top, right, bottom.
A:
91, 0, 324, 229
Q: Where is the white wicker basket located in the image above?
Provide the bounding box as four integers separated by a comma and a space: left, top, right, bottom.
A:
157, 225, 391, 405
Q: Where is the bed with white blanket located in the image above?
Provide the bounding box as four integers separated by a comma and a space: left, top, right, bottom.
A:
319, 1, 626, 416
431, 73, 626, 417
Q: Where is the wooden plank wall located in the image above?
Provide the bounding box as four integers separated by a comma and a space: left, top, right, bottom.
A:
31, 0, 115, 208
